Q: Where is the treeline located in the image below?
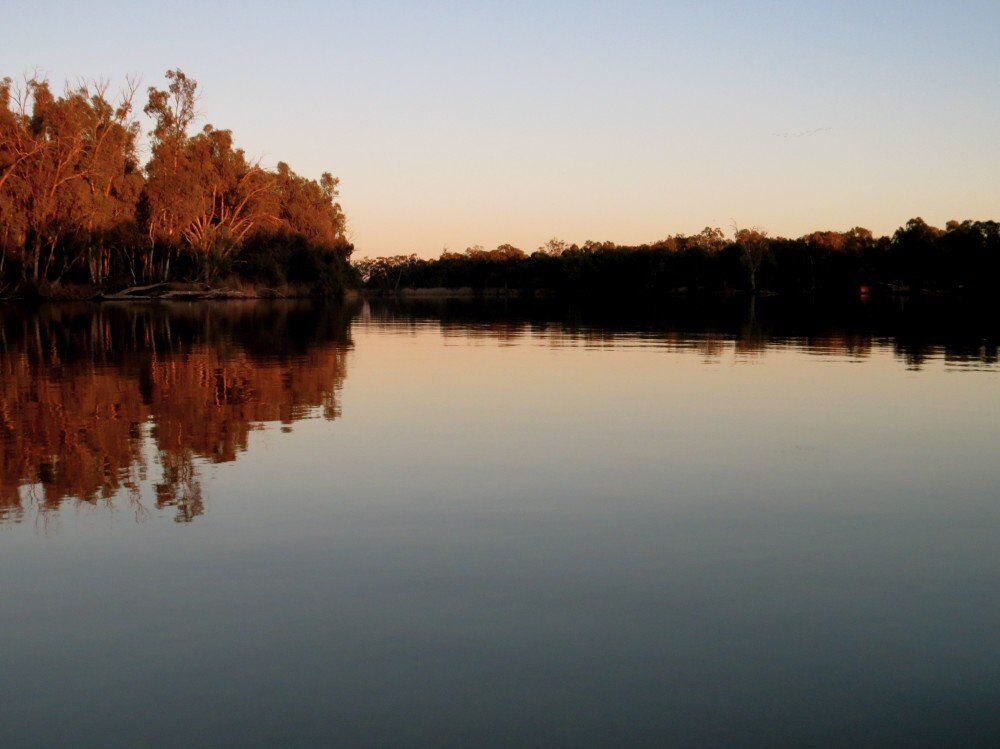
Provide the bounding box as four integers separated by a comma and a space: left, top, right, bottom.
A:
0, 70, 352, 296
357, 220, 1000, 298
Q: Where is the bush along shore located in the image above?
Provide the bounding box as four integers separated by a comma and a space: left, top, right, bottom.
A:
356, 220, 1000, 301
1, 69, 354, 300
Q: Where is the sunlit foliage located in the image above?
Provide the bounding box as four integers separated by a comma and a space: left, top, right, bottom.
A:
0, 69, 352, 294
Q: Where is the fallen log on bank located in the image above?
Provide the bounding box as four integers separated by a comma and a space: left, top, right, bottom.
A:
98, 283, 255, 301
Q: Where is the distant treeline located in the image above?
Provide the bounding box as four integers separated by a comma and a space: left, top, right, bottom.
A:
0, 70, 353, 296
357, 220, 1000, 298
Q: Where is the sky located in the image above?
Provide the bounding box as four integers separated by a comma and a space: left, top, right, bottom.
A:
3, 0, 999, 257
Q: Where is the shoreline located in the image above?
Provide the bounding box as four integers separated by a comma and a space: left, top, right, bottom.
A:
0, 282, 358, 303
0, 282, 991, 306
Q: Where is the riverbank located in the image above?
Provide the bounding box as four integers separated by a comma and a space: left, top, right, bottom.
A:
359, 283, 968, 302
0, 281, 354, 302
1, 280, 987, 305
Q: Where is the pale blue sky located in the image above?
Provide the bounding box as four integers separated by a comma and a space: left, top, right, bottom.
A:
4, 1, 999, 256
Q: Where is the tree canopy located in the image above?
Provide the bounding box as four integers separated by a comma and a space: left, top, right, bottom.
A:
0, 69, 352, 294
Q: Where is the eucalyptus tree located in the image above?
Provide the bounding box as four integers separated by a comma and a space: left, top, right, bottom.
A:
0, 76, 140, 283
144, 70, 281, 281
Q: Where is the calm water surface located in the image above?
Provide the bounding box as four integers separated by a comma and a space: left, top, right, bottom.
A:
1, 299, 998, 747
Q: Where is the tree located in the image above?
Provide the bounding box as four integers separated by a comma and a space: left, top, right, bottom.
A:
686, 227, 727, 253
1, 67, 351, 294
734, 226, 769, 293
891, 217, 944, 291
0, 76, 140, 284
143, 71, 278, 281
140, 69, 200, 280
177, 126, 277, 279
272, 162, 346, 249
538, 238, 568, 256
78, 79, 144, 284
355, 254, 421, 290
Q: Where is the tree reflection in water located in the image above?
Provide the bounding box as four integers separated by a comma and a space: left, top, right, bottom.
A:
2, 296, 996, 528
362, 296, 999, 370
0, 301, 354, 526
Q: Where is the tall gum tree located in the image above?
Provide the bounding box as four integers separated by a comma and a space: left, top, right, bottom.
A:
0, 77, 140, 283
143, 71, 280, 282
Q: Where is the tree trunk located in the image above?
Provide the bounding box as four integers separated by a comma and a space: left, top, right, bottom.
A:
32, 236, 42, 282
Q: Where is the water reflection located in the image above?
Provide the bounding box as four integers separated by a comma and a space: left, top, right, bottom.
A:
3, 297, 998, 747
1, 296, 996, 527
0, 301, 352, 525
363, 296, 1000, 369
